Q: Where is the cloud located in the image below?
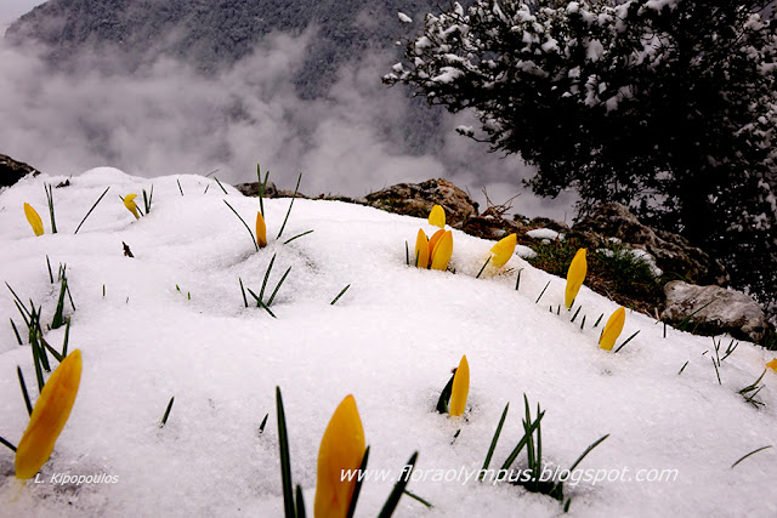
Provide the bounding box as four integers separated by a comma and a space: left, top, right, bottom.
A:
0, 27, 575, 219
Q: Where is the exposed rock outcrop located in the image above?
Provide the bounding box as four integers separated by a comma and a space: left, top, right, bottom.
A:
1, 153, 40, 188
662, 281, 769, 343
364, 178, 478, 228
574, 203, 728, 286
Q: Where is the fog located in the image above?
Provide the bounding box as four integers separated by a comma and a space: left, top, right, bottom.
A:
0, 27, 577, 220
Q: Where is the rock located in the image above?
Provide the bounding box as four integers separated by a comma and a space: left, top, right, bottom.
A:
234, 181, 363, 205
574, 203, 728, 285
1, 153, 40, 188
662, 281, 769, 343
364, 178, 478, 228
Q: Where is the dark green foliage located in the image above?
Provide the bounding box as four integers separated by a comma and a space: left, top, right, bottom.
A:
389, 0, 777, 314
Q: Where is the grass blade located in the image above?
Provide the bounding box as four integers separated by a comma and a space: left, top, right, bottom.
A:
295, 485, 307, 518
276, 172, 302, 240
435, 371, 455, 414
239, 278, 249, 308
330, 284, 351, 306
259, 301, 278, 319
10, 318, 23, 345
45, 183, 58, 234
613, 330, 641, 354
74, 186, 110, 234
378, 451, 419, 518
214, 177, 228, 195
223, 200, 259, 252
0, 436, 17, 452
276, 387, 296, 518
593, 313, 604, 328
480, 402, 509, 479
46, 255, 54, 283
534, 281, 551, 304
267, 267, 292, 307
283, 229, 314, 245
346, 446, 370, 518
568, 434, 610, 472
515, 268, 523, 291
402, 489, 433, 509
160, 396, 175, 428
475, 257, 491, 279
176, 178, 184, 196
259, 413, 269, 435
731, 445, 772, 469
500, 410, 545, 471
17, 366, 32, 416
259, 254, 277, 303
62, 319, 71, 357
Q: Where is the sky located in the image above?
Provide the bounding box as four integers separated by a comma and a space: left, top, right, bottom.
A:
0, 1, 576, 220
0, 0, 43, 27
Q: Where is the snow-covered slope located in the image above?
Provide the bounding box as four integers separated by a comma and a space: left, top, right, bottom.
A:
1, 169, 776, 517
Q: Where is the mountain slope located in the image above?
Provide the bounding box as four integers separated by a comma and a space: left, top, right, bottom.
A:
5, 0, 434, 97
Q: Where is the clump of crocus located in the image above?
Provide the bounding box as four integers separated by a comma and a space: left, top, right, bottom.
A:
413, 205, 454, 271
490, 233, 517, 269
15, 349, 83, 479
449, 355, 470, 417
565, 248, 587, 309
599, 307, 626, 351
767, 359, 777, 372
314, 395, 366, 517
255, 211, 267, 248
23, 203, 44, 237
123, 193, 141, 219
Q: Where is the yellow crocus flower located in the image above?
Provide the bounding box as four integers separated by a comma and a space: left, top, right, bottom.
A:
599, 307, 626, 351
565, 248, 587, 309
314, 395, 366, 518
767, 359, 777, 372
428, 204, 445, 228
15, 349, 83, 479
255, 211, 267, 248
490, 233, 517, 269
414, 229, 430, 268
430, 230, 453, 271
23, 203, 44, 236
449, 355, 470, 417
123, 193, 140, 219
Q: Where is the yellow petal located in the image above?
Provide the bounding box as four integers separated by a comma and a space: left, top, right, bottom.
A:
427, 228, 446, 265
255, 211, 268, 248
767, 358, 777, 372
15, 349, 83, 479
428, 204, 446, 228
123, 193, 140, 219
23, 203, 44, 237
430, 230, 453, 271
565, 248, 587, 309
449, 355, 470, 417
414, 229, 430, 268
490, 233, 517, 268
599, 307, 626, 351
314, 395, 366, 518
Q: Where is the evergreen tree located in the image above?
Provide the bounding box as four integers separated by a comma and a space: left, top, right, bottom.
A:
386, 0, 777, 311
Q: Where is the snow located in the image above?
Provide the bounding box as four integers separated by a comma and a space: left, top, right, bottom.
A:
1, 170, 777, 517
526, 228, 561, 241
628, 249, 663, 277
397, 12, 413, 24
516, 245, 537, 260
